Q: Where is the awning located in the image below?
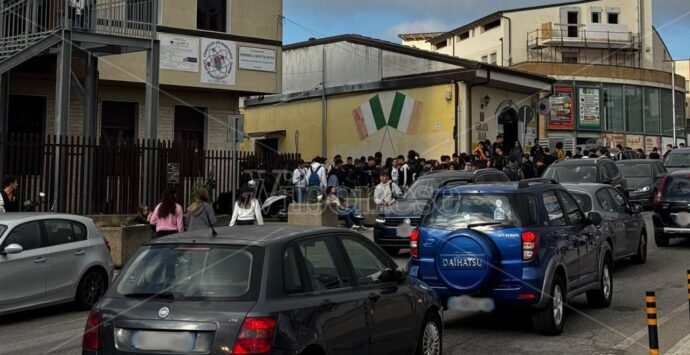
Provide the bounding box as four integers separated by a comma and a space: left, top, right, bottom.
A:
244, 130, 287, 139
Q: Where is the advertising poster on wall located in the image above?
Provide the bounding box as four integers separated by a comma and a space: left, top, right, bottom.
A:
159, 34, 199, 72
578, 87, 600, 129
645, 136, 662, 154
201, 38, 237, 86
238, 46, 277, 72
626, 134, 644, 150
603, 133, 624, 149
662, 137, 674, 153
548, 87, 574, 130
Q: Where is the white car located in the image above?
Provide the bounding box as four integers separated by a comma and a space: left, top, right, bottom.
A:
0, 213, 114, 315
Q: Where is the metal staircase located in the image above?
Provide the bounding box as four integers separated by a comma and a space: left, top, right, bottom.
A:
0, 0, 155, 74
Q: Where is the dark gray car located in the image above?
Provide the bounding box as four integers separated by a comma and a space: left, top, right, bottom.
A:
563, 183, 647, 263
83, 226, 442, 355
615, 159, 666, 209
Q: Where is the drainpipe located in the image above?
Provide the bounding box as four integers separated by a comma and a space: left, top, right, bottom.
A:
453, 80, 458, 155
466, 66, 491, 153
500, 15, 512, 66
321, 46, 327, 157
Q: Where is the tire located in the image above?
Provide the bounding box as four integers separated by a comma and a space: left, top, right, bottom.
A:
383, 247, 400, 256
532, 274, 566, 335
631, 232, 647, 264
75, 269, 107, 310
416, 312, 442, 355
586, 255, 613, 308
654, 231, 669, 247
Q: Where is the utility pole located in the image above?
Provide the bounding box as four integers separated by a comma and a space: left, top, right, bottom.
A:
672, 60, 677, 145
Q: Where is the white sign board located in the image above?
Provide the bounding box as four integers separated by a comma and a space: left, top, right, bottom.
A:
159, 34, 199, 72
201, 38, 237, 86
239, 46, 276, 72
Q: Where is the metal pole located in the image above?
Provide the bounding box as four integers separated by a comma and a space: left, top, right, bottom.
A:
672, 61, 677, 145
646, 291, 660, 355
687, 270, 690, 324
321, 46, 327, 157
231, 116, 238, 211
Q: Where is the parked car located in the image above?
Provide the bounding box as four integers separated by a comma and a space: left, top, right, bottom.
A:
663, 148, 690, 172
615, 159, 667, 209
653, 170, 690, 247
374, 169, 509, 255
543, 157, 628, 196
563, 183, 647, 263
0, 213, 113, 315
83, 226, 443, 355
409, 179, 611, 335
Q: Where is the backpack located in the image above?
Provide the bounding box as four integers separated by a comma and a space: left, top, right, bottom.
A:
308, 166, 322, 187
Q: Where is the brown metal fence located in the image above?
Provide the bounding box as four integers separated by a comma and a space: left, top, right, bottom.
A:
0, 134, 300, 215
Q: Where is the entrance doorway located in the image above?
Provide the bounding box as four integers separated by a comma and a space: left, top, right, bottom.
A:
499, 108, 519, 158
8, 95, 46, 135
255, 138, 278, 156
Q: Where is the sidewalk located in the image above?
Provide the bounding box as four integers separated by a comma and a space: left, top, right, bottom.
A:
667, 332, 690, 355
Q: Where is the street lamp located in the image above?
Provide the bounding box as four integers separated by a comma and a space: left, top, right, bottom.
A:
481, 95, 491, 109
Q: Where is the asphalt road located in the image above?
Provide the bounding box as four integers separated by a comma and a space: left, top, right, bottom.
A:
1, 212, 689, 354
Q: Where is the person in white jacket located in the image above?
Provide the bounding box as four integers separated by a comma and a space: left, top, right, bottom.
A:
374, 171, 402, 207
230, 189, 264, 226
292, 159, 308, 203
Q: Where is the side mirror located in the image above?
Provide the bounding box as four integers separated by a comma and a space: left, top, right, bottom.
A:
631, 204, 643, 214
396, 268, 407, 283
1, 243, 23, 255
588, 212, 603, 226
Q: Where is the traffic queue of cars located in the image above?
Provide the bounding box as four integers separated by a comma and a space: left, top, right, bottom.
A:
1, 154, 688, 354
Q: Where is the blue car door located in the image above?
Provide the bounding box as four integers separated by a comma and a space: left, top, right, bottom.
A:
542, 190, 579, 286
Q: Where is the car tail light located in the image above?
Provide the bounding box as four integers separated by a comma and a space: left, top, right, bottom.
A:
522, 231, 538, 262
82, 312, 101, 350
655, 175, 668, 206
232, 317, 276, 354
410, 229, 420, 259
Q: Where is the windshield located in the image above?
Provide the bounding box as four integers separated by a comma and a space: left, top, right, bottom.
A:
404, 178, 444, 200
422, 193, 536, 231
665, 153, 690, 168
543, 166, 598, 183
570, 192, 593, 212
617, 164, 651, 178
115, 245, 260, 301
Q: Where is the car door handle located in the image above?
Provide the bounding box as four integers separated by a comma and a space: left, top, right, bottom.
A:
34, 257, 47, 263
74, 250, 85, 256
368, 293, 382, 303
320, 299, 336, 310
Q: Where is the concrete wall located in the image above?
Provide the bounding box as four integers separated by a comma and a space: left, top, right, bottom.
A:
400, 39, 434, 52
99, 0, 282, 94
448, 21, 505, 65
243, 84, 458, 160
676, 60, 690, 119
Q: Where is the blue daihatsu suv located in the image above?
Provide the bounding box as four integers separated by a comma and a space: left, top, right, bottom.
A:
408, 179, 612, 335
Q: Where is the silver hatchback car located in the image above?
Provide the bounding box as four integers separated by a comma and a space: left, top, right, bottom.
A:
0, 213, 114, 315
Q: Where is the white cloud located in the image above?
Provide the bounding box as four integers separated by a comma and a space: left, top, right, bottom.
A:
384, 19, 450, 40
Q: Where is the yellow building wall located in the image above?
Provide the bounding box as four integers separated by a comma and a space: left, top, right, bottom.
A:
243, 84, 457, 160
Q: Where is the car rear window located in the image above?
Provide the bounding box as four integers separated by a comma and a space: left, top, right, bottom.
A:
663, 177, 690, 199
543, 166, 597, 183
422, 193, 537, 231
570, 192, 593, 212
114, 244, 261, 301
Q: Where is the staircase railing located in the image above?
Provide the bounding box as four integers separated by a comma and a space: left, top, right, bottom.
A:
0, 0, 155, 59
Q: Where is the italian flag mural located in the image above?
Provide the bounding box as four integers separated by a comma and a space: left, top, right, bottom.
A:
352, 91, 423, 140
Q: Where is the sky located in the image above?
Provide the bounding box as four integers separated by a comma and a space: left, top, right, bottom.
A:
283, 0, 690, 60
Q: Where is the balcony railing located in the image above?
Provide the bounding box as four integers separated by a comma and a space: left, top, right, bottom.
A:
0, 0, 155, 59
527, 26, 640, 50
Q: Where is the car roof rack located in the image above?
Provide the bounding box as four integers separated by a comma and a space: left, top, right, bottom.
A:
518, 178, 560, 189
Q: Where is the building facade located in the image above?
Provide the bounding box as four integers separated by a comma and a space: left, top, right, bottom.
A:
401, 0, 687, 150
1, 0, 282, 151
243, 35, 554, 160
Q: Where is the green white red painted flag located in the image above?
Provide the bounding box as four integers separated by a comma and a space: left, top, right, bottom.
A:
387, 92, 423, 135
352, 92, 423, 140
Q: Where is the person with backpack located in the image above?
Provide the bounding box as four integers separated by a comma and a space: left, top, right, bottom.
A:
400, 151, 418, 189
306, 157, 327, 200
374, 171, 402, 208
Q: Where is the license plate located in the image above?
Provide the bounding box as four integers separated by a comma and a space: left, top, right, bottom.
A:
131, 330, 196, 352
440, 255, 485, 270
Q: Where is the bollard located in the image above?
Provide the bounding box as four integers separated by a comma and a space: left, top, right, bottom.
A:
687, 270, 690, 324
646, 291, 660, 355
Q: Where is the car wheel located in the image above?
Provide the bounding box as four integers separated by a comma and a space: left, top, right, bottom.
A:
383, 247, 400, 256
632, 232, 647, 264
586, 255, 613, 308
416, 312, 442, 355
532, 274, 566, 335
654, 231, 670, 247
75, 269, 107, 310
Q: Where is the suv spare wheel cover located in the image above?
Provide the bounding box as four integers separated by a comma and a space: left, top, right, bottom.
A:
436, 230, 499, 293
